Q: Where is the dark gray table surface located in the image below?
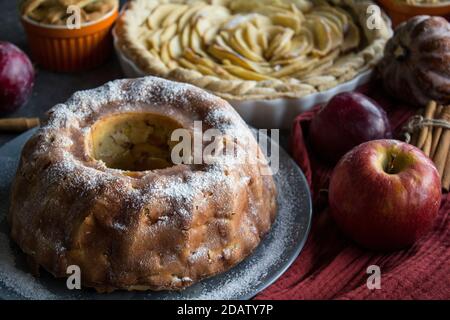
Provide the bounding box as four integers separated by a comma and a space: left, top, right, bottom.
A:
0, 0, 290, 148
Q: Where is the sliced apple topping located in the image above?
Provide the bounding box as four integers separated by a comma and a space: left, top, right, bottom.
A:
138, 0, 362, 80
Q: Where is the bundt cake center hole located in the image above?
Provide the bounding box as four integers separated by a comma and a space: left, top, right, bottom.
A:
90, 113, 183, 171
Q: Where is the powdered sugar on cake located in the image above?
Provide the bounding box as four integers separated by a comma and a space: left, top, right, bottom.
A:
0, 121, 308, 299
7, 76, 277, 292
38, 76, 261, 228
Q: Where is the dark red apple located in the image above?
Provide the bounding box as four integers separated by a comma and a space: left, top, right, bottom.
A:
0, 42, 35, 114
309, 92, 392, 163
329, 139, 441, 250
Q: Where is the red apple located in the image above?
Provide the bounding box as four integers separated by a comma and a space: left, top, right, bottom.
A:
0, 42, 35, 114
329, 139, 441, 250
309, 92, 392, 163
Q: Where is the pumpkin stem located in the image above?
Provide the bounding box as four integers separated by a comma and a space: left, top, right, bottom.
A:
394, 45, 408, 61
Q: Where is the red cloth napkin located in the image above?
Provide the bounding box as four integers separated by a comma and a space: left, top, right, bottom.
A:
255, 81, 450, 300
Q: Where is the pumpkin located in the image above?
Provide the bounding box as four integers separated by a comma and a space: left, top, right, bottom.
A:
379, 15, 450, 107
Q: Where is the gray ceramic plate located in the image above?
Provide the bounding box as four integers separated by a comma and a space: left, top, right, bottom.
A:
0, 129, 311, 300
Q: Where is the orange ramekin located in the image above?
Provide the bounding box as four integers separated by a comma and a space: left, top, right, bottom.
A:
21, 7, 119, 72
378, 0, 450, 26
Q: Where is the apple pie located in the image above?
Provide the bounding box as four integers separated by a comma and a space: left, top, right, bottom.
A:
21, 0, 118, 25
116, 0, 392, 100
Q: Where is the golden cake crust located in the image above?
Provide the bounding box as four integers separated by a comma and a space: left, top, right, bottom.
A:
115, 0, 392, 101
8, 77, 277, 292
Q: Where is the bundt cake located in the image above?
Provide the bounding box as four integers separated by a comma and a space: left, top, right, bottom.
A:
8, 76, 277, 292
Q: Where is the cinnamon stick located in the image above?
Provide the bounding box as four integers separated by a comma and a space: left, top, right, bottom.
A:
417, 102, 437, 149
430, 105, 445, 158
0, 117, 40, 132
423, 130, 433, 157
442, 150, 450, 192
432, 109, 450, 178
